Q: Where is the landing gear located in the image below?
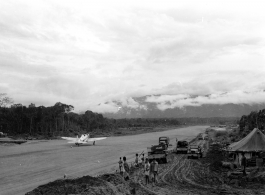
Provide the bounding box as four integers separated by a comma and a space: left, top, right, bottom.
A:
93, 141, 95, 145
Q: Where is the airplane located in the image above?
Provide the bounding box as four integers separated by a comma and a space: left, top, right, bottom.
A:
61, 134, 107, 146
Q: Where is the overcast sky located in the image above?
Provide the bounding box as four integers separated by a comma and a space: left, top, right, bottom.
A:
1, 0, 265, 113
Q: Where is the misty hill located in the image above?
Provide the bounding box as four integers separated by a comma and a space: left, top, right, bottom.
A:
102, 96, 265, 119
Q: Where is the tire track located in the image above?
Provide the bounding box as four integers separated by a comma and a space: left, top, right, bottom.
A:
160, 154, 182, 185
137, 155, 182, 195
157, 154, 216, 194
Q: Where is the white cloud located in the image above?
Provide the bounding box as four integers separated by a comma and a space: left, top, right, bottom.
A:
146, 90, 265, 111
0, 0, 265, 113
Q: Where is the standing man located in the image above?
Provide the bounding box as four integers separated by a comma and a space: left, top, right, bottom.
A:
153, 159, 159, 184
144, 158, 150, 185
123, 156, 130, 173
123, 156, 130, 180
141, 154, 145, 167
135, 153, 139, 167
119, 157, 125, 177
241, 152, 247, 176
149, 160, 155, 186
118, 157, 123, 173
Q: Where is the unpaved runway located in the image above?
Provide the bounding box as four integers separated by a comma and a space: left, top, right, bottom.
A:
0, 126, 208, 195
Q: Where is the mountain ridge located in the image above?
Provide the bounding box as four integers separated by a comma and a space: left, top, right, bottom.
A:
101, 95, 265, 119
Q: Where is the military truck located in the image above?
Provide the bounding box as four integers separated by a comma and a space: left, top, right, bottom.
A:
187, 138, 205, 159
175, 140, 189, 154
187, 144, 203, 159
147, 137, 172, 163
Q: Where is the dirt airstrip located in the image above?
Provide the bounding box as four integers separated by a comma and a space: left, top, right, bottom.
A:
0, 126, 207, 195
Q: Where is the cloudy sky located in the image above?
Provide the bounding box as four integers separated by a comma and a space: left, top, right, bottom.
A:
1, 0, 265, 113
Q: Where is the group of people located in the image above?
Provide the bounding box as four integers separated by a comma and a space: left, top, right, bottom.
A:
134, 153, 145, 167
143, 158, 158, 186
118, 153, 159, 186
118, 156, 130, 180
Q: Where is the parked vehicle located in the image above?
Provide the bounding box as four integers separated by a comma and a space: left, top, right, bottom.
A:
187, 144, 203, 159
176, 140, 189, 154
147, 137, 172, 163
187, 139, 205, 159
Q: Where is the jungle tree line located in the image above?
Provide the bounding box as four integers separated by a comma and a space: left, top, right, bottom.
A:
0, 102, 182, 136
0, 101, 182, 136
0, 102, 79, 136
0, 93, 109, 136
239, 109, 265, 132
0, 93, 239, 137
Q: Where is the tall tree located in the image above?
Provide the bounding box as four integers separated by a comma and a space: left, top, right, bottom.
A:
0, 93, 13, 107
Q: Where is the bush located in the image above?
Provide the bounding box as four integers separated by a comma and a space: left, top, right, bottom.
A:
203, 143, 226, 172
215, 131, 227, 137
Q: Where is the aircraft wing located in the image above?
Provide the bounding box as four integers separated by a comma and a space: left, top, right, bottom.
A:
61, 137, 78, 142
87, 137, 107, 142
76, 141, 89, 144
67, 141, 78, 143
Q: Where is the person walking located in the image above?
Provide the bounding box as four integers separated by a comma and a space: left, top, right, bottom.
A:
144, 158, 150, 185
153, 159, 158, 184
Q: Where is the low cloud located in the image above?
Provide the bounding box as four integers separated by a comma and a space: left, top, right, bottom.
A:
146, 90, 265, 111
94, 97, 147, 113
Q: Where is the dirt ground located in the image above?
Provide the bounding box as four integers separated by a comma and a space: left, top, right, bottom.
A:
0, 126, 207, 195
26, 153, 265, 195
135, 154, 265, 195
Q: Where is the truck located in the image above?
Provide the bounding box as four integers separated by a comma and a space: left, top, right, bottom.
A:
187, 140, 205, 159
197, 133, 204, 140
147, 137, 172, 163
175, 140, 189, 154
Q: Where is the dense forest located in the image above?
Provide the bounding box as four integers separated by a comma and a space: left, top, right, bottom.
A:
239, 109, 265, 133
0, 93, 238, 138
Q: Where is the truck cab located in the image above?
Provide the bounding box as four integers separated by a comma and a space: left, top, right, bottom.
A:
159, 136, 170, 147
187, 144, 203, 159
176, 140, 189, 154
147, 136, 171, 163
